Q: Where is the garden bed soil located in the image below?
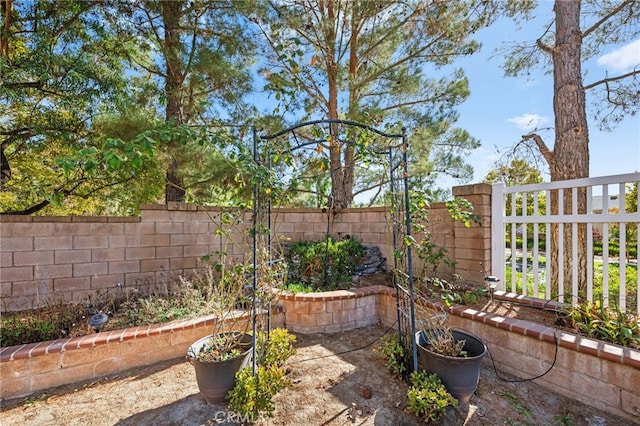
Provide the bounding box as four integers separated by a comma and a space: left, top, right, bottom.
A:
0, 324, 627, 426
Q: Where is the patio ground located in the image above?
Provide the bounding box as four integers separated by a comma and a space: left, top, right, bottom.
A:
0, 324, 629, 425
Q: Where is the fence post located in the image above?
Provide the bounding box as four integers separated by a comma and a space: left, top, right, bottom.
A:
491, 183, 505, 290
451, 183, 493, 284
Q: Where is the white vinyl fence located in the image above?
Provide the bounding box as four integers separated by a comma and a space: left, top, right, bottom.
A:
491, 173, 640, 312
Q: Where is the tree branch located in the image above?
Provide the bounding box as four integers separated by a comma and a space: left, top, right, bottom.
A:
521, 133, 554, 167
584, 68, 640, 90
1, 80, 42, 89
582, 0, 635, 39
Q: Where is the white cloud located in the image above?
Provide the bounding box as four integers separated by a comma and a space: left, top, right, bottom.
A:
507, 114, 550, 131
597, 39, 640, 72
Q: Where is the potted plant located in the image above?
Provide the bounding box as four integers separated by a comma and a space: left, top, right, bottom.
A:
185, 240, 287, 405
414, 310, 487, 404
185, 260, 256, 405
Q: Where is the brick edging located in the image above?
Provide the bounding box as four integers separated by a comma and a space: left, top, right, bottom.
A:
277, 284, 393, 301
0, 314, 216, 363
2, 286, 637, 369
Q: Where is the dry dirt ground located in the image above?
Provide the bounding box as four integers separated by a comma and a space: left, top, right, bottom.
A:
0, 324, 631, 426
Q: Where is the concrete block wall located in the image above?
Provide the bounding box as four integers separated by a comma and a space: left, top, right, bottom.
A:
0, 184, 491, 312
0, 205, 251, 311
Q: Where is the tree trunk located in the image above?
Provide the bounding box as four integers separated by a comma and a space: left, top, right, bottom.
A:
549, 0, 590, 299
162, 0, 186, 203
323, 0, 353, 209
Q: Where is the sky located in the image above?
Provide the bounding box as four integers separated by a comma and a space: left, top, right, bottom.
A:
441, 4, 640, 189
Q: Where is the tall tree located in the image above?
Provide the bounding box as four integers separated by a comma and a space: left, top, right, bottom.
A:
114, 0, 257, 203
503, 0, 640, 297
0, 0, 152, 215
254, 0, 501, 207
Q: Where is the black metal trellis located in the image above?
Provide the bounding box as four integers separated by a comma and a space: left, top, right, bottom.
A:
251, 119, 418, 377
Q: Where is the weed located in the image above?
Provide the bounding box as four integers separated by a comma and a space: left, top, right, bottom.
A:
501, 390, 532, 418
554, 414, 574, 426
374, 334, 407, 378
23, 393, 47, 407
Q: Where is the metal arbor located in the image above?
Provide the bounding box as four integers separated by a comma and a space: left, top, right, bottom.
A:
251, 119, 419, 374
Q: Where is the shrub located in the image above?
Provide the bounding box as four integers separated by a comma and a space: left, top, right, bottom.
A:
228, 328, 297, 419
374, 334, 407, 378
406, 370, 457, 423
285, 237, 365, 290
569, 301, 640, 349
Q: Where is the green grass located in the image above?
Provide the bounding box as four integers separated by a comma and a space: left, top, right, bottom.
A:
505, 258, 638, 311
506, 237, 638, 259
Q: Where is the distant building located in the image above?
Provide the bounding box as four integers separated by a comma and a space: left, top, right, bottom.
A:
591, 194, 621, 235
591, 194, 620, 214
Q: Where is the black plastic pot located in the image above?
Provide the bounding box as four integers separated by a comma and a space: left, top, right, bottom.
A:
187, 332, 253, 405
415, 329, 487, 404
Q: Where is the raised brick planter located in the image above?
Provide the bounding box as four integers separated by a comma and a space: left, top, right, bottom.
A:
1, 286, 638, 423
276, 285, 396, 334
0, 311, 284, 401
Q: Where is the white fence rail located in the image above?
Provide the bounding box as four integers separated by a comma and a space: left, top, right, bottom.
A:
491, 173, 640, 312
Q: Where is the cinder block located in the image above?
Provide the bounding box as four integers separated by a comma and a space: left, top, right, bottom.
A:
34, 264, 72, 280
1, 266, 34, 282
91, 248, 125, 262
73, 235, 108, 249
0, 236, 33, 252
34, 236, 73, 251
125, 247, 156, 260
54, 277, 90, 293
108, 260, 140, 274
73, 262, 108, 277
55, 249, 91, 264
